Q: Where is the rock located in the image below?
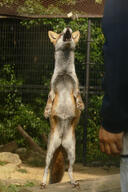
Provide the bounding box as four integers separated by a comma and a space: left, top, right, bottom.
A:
0, 141, 18, 153
0, 152, 22, 177
16, 148, 27, 154
26, 150, 45, 166
0, 163, 20, 175
0, 152, 22, 165
0, 145, 4, 149
15, 148, 46, 165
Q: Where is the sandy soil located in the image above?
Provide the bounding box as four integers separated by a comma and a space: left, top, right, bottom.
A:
0, 163, 120, 184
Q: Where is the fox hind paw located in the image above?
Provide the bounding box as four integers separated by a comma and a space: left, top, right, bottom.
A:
72, 181, 80, 189
40, 183, 46, 189
77, 101, 85, 111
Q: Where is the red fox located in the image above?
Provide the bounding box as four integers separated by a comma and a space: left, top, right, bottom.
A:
41, 28, 84, 188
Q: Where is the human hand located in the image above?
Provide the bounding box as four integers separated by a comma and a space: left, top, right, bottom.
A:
99, 126, 124, 155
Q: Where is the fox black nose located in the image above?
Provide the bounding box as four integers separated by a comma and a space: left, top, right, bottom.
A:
63, 28, 71, 41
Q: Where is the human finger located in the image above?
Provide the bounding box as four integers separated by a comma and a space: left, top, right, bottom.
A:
110, 143, 120, 155
115, 139, 123, 152
104, 143, 111, 155
100, 142, 105, 153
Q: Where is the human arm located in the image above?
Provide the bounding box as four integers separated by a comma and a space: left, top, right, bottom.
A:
101, 0, 128, 134
99, 0, 128, 154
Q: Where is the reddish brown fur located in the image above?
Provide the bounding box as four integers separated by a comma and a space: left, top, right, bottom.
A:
49, 99, 80, 183
49, 146, 66, 184
51, 92, 59, 117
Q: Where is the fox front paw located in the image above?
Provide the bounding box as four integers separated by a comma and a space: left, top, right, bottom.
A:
71, 181, 80, 189
76, 100, 85, 111
40, 183, 46, 189
44, 106, 52, 119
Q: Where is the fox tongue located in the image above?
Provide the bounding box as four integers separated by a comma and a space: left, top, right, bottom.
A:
63, 29, 71, 41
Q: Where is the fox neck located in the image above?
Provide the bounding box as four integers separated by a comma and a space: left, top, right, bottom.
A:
54, 50, 75, 74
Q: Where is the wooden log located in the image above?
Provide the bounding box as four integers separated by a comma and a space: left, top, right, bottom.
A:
41, 133, 48, 144
17, 125, 45, 155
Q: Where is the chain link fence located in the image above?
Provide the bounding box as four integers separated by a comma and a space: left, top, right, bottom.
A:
0, 0, 109, 165
0, 17, 107, 164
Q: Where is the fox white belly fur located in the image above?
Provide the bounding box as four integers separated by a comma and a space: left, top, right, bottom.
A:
54, 74, 75, 119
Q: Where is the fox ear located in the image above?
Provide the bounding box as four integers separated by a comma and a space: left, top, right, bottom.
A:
48, 31, 59, 45
72, 31, 80, 44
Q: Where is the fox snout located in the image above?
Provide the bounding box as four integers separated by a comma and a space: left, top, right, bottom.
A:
63, 28, 72, 42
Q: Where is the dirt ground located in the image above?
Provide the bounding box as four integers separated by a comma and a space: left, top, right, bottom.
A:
0, 163, 120, 184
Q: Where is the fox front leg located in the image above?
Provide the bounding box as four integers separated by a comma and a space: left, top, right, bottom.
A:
71, 74, 85, 111
76, 93, 85, 111
44, 90, 55, 119
73, 88, 85, 111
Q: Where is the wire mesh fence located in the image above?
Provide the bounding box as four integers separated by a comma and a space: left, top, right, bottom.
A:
0, 17, 106, 163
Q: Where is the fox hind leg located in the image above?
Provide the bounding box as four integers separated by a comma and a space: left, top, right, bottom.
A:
41, 119, 61, 188
62, 126, 78, 187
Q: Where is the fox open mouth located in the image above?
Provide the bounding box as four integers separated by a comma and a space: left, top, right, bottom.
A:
63, 28, 72, 42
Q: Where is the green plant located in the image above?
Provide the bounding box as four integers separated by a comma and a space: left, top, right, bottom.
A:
0, 64, 49, 147
96, 0, 102, 4
0, 181, 35, 192
85, 95, 120, 165
6, 184, 19, 192
0, 64, 23, 143
75, 96, 103, 162
0, 161, 8, 166
23, 181, 35, 187
17, 168, 28, 173
86, 95, 103, 162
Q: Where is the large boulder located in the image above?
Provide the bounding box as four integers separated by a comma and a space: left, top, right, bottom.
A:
0, 152, 22, 177
0, 152, 21, 165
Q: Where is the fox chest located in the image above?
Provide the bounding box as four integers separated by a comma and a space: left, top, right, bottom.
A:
52, 74, 76, 119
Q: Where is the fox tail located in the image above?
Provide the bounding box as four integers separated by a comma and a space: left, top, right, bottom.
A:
49, 146, 65, 184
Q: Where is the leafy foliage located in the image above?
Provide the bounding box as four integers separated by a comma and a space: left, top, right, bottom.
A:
17, 0, 63, 15
0, 0, 77, 15
0, 181, 35, 192
0, 64, 49, 147
95, 0, 103, 4
0, 0, 16, 7
0, 0, 103, 16
0, 161, 8, 166
86, 95, 103, 161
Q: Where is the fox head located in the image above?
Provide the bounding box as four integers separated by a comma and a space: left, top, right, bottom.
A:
48, 28, 80, 51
